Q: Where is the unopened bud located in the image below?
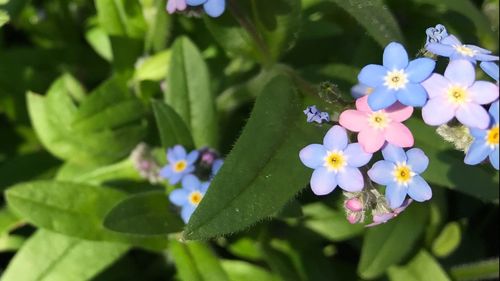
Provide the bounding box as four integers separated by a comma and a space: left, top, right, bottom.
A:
345, 198, 363, 212
347, 213, 361, 224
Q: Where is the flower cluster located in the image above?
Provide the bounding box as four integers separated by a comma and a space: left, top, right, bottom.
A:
130, 143, 162, 184
304, 105, 331, 124
166, 0, 226, 18
300, 24, 499, 226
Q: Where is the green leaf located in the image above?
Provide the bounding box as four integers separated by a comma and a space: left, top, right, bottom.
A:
5, 180, 167, 250
1, 230, 128, 281
450, 258, 500, 281
358, 204, 429, 279
134, 50, 171, 81
432, 221, 462, 258
94, 0, 146, 39
169, 239, 230, 281
184, 75, 327, 240
143, 0, 171, 53
0, 10, 9, 27
85, 20, 113, 61
165, 37, 218, 148
0, 234, 25, 252
152, 100, 195, 149
0, 207, 22, 235
302, 202, 364, 241
221, 260, 280, 281
104, 191, 184, 236
205, 0, 301, 65
326, 0, 404, 46
388, 250, 451, 281
407, 118, 499, 201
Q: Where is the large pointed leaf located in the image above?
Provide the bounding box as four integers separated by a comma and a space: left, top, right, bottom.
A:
358, 204, 429, 279
1, 230, 128, 281
104, 191, 184, 236
165, 37, 218, 148
5, 181, 167, 250
184, 75, 327, 240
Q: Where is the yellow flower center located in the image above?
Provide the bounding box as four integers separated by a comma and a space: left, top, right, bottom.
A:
384, 69, 408, 90
447, 85, 470, 105
173, 160, 188, 173
188, 191, 203, 206
486, 125, 499, 147
393, 163, 414, 186
324, 151, 347, 172
365, 87, 374, 95
368, 111, 391, 130
454, 45, 477, 57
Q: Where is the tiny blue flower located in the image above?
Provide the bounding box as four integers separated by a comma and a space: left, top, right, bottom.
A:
480, 61, 499, 82
426, 35, 499, 63
464, 101, 499, 170
358, 42, 436, 111
299, 125, 373, 195
186, 0, 225, 17
160, 145, 199, 185
368, 144, 432, 209
425, 24, 449, 46
303, 105, 330, 124
169, 175, 210, 223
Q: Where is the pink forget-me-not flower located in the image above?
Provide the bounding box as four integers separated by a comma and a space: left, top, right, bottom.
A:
426, 35, 499, 63
186, 0, 225, 17
160, 145, 199, 185
169, 175, 209, 223
358, 42, 436, 111
339, 96, 414, 153
464, 101, 499, 170
166, 0, 187, 14
422, 60, 499, 129
299, 126, 373, 195
368, 144, 432, 209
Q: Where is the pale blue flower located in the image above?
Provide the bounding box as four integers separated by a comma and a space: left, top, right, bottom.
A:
169, 175, 210, 223
425, 24, 449, 46
186, 0, 225, 17
160, 145, 199, 185
426, 35, 499, 63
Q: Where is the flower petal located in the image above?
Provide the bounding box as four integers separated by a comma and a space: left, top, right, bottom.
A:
385, 122, 414, 148
468, 81, 499, 105
444, 60, 476, 87
337, 166, 364, 192
480, 61, 499, 82
181, 205, 196, 223
186, 0, 206, 5
182, 174, 201, 191
169, 189, 189, 206
469, 127, 487, 139
385, 102, 413, 122
169, 173, 183, 185
323, 125, 349, 151
406, 58, 436, 83
385, 183, 407, 209
358, 128, 386, 153
339, 110, 369, 132
159, 166, 173, 178
422, 97, 455, 126
426, 43, 454, 57
456, 103, 490, 129
173, 145, 187, 159
490, 101, 500, 124
464, 141, 491, 165
406, 148, 429, 174
344, 143, 373, 167
351, 84, 373, 99
474, 53, 500, 62
441, 35, 462, 46
368, 87, 398, 111
383, 42, 409, 70
407, 176, 432, 202
167, 0, 177, 13
382, 143, 407, 163
358, 64, 387, 87
200, 182, 210, 193
489, 147, 499, 170
310, 167, 337, 195
186, 150, 200, 164
204, 0, 225, 17
299, 144, 327, 169
355, 95, 373, 113
421, 73, 450, 99
368, 160, 395, 185
395, 83, 428, 107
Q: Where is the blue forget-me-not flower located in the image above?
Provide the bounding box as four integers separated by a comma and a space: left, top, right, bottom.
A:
160, 145, 199, 185
186, 0, 225, 17
169, 175, 210, 223
425, 24, 449, 46
426, 35, 499, 63
304, 105, 330, 124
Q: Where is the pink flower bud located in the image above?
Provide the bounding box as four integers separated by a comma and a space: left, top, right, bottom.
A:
345, 198, 363, 212
347, 213, 361, 224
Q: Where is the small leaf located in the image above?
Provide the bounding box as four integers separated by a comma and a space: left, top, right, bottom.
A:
388, 250, 451, 281
432, 221, 462, 258
1, 230, 128, 281
85, 20, 113, 61
5, 180, 167, 250
94, 0, 146, 39
221, 260, 280, 281
166, 37, 218, 148
134, 50, 171, 81
185, 75, 327, 240
358, 204, 429, 279
152, 100, 195, 149
104, 191, 184, 236
450, 258, 500, 281
326, 0, 404, 46
0, 234, 25, 252
0, 207, 22, 235
169, 239, 231, 281
302, 202, 364, 241
143, 0, 172, 53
